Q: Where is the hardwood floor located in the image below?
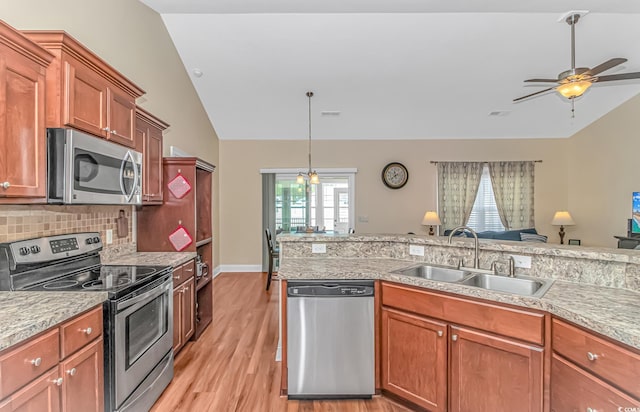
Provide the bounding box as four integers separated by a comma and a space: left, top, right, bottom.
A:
151, 272, 413, 412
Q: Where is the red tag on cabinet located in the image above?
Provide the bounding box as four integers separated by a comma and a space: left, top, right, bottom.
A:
168, 225, 193, 251
167, 173, 192, 199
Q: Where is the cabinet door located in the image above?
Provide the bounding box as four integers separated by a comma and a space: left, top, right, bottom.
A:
0, 53, 47, 198
144, 124, 163, 203
64, 61, 107, 138
172, 286, 183, 352
381, 308, 447, 411
7, 368, 61, 412
449, 325, 543, 412
106, 88, 135, 148
551, 354, 638, 412
182, 277, 196, 343
60, 337, 103, 412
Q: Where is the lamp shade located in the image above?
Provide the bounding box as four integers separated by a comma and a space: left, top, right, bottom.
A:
422, 211, 442, 226
551, 211, 575, 226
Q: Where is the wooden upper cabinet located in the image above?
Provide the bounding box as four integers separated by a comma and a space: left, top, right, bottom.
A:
135, 107, 168, 204
0, 20, 53, 201
22, 30, 144, 148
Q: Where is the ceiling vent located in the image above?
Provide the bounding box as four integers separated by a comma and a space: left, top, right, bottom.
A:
488, 110, 511, 117
321, 111, 341, 117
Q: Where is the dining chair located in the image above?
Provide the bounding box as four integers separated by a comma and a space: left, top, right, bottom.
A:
265, 228, 279, 291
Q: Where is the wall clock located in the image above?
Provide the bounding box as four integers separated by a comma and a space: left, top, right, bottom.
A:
382, 162, 409, 189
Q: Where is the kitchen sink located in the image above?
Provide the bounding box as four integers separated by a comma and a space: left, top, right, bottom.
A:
392, 264, 471, 283
458, 273, 553, 298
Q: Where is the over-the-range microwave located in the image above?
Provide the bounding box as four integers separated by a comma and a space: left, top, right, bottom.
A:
47, 128, 142, 205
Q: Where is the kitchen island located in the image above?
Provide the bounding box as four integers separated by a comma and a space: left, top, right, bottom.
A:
277, 233, 640, 411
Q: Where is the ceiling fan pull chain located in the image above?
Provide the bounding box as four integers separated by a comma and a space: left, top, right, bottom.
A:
571, 99, 575, 119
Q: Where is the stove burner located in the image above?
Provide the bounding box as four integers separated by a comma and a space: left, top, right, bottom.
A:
43, 279, 80, 289
82, 277, 132, 290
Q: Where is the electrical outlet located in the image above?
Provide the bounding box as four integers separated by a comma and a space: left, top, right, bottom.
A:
311, 243, 326, 254
509, 254, 531, 269
409, 245, 425, 256
106, 229, 113, 245
358, 216, 369, 223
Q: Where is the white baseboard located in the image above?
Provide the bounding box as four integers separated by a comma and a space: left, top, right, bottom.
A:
214, 264, 263, 274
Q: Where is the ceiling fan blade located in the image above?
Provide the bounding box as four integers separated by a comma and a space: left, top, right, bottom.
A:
513, 87, 555, 102
596, 72, 640, 82
524, 78, 559, 83
588, 58, 627, 76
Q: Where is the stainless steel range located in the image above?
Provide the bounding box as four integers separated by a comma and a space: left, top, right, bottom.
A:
0, 232, 174, 412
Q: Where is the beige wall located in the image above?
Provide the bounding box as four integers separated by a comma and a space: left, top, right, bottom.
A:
220, 138, 569, 265
567, 94, 640, 248
0, 1, 221, 266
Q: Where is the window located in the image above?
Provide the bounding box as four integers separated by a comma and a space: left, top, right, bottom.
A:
273, 171, 355, 233
467, 165, 505, 232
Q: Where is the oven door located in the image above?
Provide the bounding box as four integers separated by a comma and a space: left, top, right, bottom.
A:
113, 275, 173, 409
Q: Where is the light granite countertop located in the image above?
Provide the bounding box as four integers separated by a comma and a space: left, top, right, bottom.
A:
278, 257, 640, 350
102, 251, 197, 267
0, 292, 107, 352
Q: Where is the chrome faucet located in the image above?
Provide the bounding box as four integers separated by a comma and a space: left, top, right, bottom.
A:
448, 225, 480, 269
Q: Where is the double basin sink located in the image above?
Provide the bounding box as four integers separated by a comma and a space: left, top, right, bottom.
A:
392, 264, 553, 298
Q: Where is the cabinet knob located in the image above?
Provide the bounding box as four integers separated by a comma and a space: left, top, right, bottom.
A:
102, 127, 110, 132
451, 334, 458, 342
586, 352, 598, 361
51, 377, 63, 386
0, 182, 9, 190
437, 330, 443, 337
173, 276, 180, 280
586, 408, 597, 412
67, 368, 77, 376
81, 327, 93, 335
111, 130, 118, 135
30, 357, 42, 367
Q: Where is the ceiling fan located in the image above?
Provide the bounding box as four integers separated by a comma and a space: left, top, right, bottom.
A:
513, 13, 640, 109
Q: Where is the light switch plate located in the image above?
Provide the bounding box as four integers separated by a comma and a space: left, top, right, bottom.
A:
312, 243, 326, 254
509, 254, 531, 268
106, 229, 113, 245
409, 245, 425, 256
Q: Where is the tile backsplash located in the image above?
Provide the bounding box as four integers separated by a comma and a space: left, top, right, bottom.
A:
0, 205, 134, 247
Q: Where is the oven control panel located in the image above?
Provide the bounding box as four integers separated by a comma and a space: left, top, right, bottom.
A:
7, 232, 102, 265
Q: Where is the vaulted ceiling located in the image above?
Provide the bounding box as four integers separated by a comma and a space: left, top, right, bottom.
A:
140, 0, 640, 140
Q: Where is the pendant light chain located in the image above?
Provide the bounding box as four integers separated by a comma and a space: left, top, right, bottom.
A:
307, 91, 313, 175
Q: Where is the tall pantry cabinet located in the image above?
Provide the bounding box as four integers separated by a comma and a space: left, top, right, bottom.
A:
137, 157, 215, 340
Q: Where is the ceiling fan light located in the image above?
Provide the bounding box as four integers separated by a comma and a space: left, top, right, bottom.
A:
557, 80, 592, 99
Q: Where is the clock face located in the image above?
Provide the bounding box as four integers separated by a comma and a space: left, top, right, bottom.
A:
382, 162, 409, 189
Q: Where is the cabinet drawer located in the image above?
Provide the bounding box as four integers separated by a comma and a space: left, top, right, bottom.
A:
381, 282, 545, 345
173, 260, 195, 286
60, 307, 103, 359
551, 354, 639, 412
552, 318, 640, 398
0, 329, 59, 399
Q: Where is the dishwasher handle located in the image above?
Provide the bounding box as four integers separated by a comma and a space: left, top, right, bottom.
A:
287, 284, 374, 297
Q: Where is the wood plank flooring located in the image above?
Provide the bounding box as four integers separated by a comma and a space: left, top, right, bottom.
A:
151, 272, 413, 412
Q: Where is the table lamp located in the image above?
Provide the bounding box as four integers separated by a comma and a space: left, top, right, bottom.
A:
551, 211, 575, 244
422, 211, 442, 236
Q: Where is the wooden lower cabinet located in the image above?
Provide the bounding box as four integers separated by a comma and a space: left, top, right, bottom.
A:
449, 325, 543, 412
381, 308, 447, 411
551, 354, 638, 412
0, 306, 103, 412
173, 269, 196, 354
60, 338, 103, 412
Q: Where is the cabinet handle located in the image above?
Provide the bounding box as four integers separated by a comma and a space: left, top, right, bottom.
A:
437, 330, 443, 337
451, 335, 458, 341
51, 377, 63, 386
30, 357, 42, 367
185, 268, 194, 273
67, 368, 77, 376
587, 352, 598, 361
0, 182, 9, 190
173, 276, 180, 280
81, 327, 93, 335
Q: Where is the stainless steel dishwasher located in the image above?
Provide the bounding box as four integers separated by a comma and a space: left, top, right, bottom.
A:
287, 280, 375, 399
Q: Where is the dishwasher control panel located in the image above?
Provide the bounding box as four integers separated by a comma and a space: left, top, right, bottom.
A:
288, 281, 375, 297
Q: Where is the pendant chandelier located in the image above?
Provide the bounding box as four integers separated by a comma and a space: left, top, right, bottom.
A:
297, 91, 319, 185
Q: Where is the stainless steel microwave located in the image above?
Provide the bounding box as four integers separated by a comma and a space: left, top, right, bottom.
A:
47, 128, 142, 205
